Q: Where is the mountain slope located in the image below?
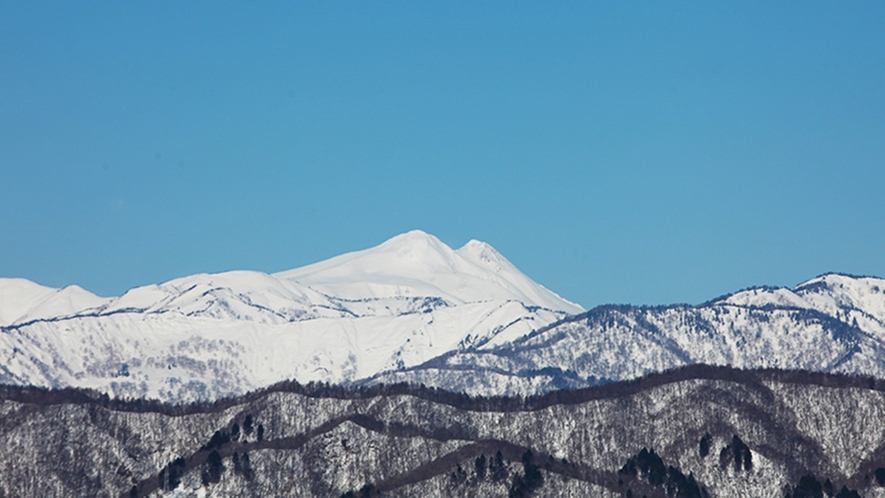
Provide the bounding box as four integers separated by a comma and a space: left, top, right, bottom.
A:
2, 367, 883, 497
4, 230, 885, 405
275, 230, 583, 313
371, 274, 885, 396
0, 231, 580, 402
0, 278, 109, 326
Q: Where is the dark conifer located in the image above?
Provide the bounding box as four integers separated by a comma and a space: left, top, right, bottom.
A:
876, 467, 885, 486
475, 454, 487, 479
699, 433, 712, 458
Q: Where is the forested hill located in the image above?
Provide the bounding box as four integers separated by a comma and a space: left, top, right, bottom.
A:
3, 366, 885, 497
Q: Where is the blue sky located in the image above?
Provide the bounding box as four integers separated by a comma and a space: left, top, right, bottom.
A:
1, 2, 883, 308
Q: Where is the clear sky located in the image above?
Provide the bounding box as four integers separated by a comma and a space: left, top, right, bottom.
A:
1, 2, 883, 308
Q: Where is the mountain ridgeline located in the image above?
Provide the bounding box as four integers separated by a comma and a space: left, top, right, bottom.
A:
2, 366, 885, 497
2, 230, 884, 405
0, 231, 582, 403
367, 272, 885, 396
3, 231, 885, 496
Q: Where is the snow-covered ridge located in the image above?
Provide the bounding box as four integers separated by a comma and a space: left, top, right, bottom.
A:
1, 230, 581, 329
4, 231, 885, 404
371, 273, 885, 396
717, 273, 885, 322
0, 231, 581, 402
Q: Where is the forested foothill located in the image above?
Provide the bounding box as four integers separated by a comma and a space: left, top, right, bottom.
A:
3, 365, 885, 496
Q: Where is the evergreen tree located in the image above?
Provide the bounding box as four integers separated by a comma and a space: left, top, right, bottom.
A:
475, 454, 487, 480
699, 433, 712, 458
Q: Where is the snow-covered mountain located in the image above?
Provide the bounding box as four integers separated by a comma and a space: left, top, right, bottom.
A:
4, 229, 885, 404
0, 231, 581, 402
277, 230, 581, 312
373, 273, 885, 395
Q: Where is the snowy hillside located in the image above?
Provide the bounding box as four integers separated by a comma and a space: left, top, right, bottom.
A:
372, 273, 885, 396
0, 231, 580, 402
4, 230, 885, 404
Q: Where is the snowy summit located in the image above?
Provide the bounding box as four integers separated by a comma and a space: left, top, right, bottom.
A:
3, 231, 883, 405
0, 231, 582, 402
276, 230, 583, 313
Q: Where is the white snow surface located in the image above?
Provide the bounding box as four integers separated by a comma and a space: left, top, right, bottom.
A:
0, 231, 581, 402
4, 230, 885, 404
275, 230, 583, 314
370, 273, 885, 396
0, 279, 109, 326
717, 274, 885, 339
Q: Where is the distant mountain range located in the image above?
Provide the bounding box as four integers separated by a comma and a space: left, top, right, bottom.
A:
371, 272, 885, 395
0, 231, 580, 402
2, 230, 883, 403
4, 231, 885, 497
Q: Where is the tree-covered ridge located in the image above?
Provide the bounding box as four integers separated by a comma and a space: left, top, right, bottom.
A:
4, 363, 885, 415
4, 366, 885, 496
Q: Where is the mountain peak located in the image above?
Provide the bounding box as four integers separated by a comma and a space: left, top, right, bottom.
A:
371, 230, 455, 263
381, 229, 438, 245
458, 238, 495, 254
275, 231, 583, 312
796, 272, 883, 290
457, 239, 508, 272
